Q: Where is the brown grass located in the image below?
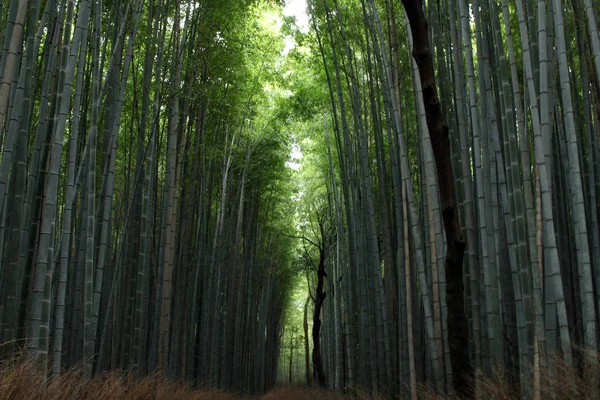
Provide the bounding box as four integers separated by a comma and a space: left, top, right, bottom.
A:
1, 350, 600, 399
0, 360, 235, 400
417, 348, 600, 400
0, 361, 388, 400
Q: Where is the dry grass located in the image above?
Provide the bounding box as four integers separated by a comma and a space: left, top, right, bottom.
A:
0, 362, 387, 400
0, 360, 235, 400
418, 348, 600, 400
2, 351, 600, 399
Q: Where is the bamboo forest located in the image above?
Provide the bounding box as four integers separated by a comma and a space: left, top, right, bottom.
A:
1, 0, 600, 398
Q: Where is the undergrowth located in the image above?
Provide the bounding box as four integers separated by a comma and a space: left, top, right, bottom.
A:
1, 351, 600, 399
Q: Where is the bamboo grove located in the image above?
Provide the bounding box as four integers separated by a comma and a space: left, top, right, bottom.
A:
279, 0, 600, 398
1, 0, 600, 399
0, 0, 299, 394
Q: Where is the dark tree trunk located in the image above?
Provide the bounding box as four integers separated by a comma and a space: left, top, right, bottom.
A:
400, 0, 472, 397
312, 227, 327, 388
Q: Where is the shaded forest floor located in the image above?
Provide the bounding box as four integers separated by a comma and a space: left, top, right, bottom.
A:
2, 357, 600, 399
0, 361, 376, 400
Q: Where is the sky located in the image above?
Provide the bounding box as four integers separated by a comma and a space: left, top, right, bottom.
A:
282, 0, 309, 33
